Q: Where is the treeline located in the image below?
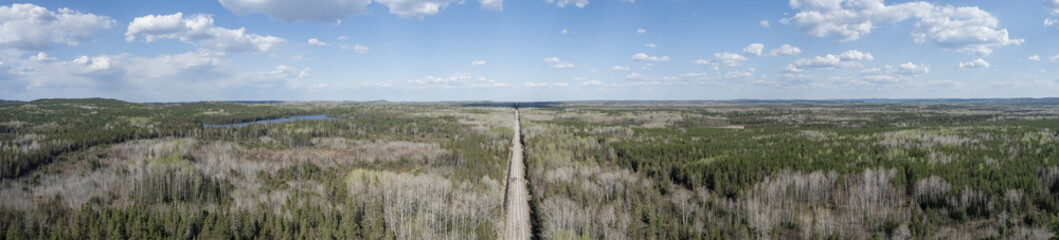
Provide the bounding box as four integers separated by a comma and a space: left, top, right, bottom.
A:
521, 107, 1059, 239
0, 99, 312, 180
1, 103, 513, 240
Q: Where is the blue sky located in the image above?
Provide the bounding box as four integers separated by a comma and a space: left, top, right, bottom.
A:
1, 0, 1058, 101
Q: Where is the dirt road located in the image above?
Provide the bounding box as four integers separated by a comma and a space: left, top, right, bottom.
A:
503, 108, 530, 240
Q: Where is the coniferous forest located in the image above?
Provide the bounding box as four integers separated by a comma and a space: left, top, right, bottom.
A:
3, 98, 1059, 239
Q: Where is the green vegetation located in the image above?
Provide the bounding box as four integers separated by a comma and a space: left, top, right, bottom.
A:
3, 98, 1059, 239
0, 99, 510, 239
522, 101, 1059, 239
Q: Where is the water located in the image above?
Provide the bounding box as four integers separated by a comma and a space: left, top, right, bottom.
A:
203, 114, 343, 128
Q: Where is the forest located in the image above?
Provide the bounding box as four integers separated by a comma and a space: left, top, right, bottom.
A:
3, 98, 1059, 239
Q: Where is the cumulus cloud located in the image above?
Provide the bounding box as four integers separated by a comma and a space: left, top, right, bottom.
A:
0, 3, 116, 51
375, 0, 465, 19
0, 49, 346, 100
743, 43, 765, 56
544, 57, 574, 68
625, 73, 649, 81
3, 50, 227, 91
69, 55, 125, 80
694, 52, 747, 70
645, 43, 657, 48
561, 29, 570, 34
220, 0, 501, 21
126, 12, 285, 53
547, 0, 588, 8
783, 0, 1022, 56
760, 20, 770, 28
1051, 54, 1059, 62
307, 38, 328, 46
724, 68, 756, 80
1047, 18, 1058, 27
911, 5, 1024, 56
524, 82, 570, 88
958, 58, 989, 69
862, 62, 929, 81
29, 52, 56, 62
219, 0, 371, 24
1029, 55, 1041, 61
1048, 0, 1059, 14
479, 0, 504, 11
784, 50, 874, 72
408, 73, 508, 88
768, 44, 803, 56
637, 28, 647, 35
351, 44, 369, 54
240, 65, 325, 90
630, 53, 670, 62
611, 65, 630, 71
470, 60, 486, 67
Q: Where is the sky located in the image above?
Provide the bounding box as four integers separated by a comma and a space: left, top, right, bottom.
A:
1, 0, 1058, 102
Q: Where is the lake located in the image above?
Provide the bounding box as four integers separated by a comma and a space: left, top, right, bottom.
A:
203, 114, 344, 128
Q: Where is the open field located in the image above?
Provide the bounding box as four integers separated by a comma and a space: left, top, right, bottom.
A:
3, 98, 1059, 239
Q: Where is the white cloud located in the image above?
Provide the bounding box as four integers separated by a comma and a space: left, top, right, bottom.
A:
861, 62, 930, 81
69, 55, 123, 79
625, 73, 649, 81
29, 52, 56, 62
645, 43, 657, 48
1051, 54, 1059, 62
375, 0, 465, 19
611, 65, 630, 71
784, 50, 874, 72
126, 12, 285, 53
897, 62, 930, 74
637, 28, 647, 35
582, 80, 603, 86
351, 44, 369, 54
783, 0, 1022, 56
0, 49, 352, 100
238, 65, 315, 89
408, 73, 508, 88
4, 50, 228, 91
561, 29, 570, 34
479, 0, 504, 11
218, 0, 371, 24
783, 0, 928, 41
641, 63, 654, 70
220, 0, 499, 21
0, 3, 116, 51
1048, 0, 1059, 14
768, 44, 802, 56
911, 5, 1024, 56
524, 82, 570, 88
630, 53, 670, 62
337, 36, 348, 40
724, 68, 756, 80
1029, 55, 1041, 61
470, 60, 487, 67
1047, 18, 1058, 27
307, 38, 328, 46
694, 52, 747, 70
760, 20, 770, 28
544, 57, 574, 68
547, 0, 588, 8
743, 43, 764, 56
958, 58, 990, 69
